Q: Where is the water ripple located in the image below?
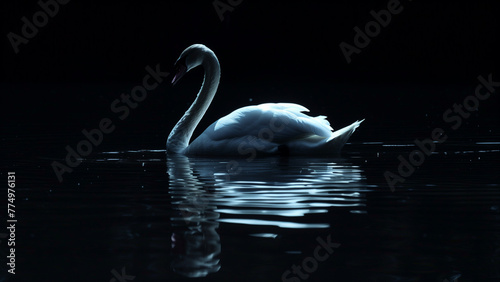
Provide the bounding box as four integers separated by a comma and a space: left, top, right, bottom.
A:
167, 155, 368, 230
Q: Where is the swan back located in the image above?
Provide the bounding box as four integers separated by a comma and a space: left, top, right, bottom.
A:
185, 103, 363, 156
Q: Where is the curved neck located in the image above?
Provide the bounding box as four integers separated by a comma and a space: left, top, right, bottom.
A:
167, 53, 220, 154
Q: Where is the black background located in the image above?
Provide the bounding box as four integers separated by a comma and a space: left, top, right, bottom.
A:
2, 1, 499, 150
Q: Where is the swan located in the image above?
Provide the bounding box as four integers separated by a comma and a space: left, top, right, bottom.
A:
167, 44, 363, 156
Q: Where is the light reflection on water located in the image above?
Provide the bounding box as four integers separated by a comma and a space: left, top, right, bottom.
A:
88, 140, 499, 280
165, 154, 369, 277
167, 155, 369, 227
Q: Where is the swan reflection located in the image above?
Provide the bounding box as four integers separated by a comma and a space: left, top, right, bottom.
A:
167, 155, 220, 278
167, 155, 368, 277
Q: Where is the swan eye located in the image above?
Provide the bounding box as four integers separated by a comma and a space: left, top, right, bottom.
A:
173, 62, 187, 73
172, 62, 188, 85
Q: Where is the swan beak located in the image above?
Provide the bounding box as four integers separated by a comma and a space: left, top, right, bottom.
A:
172, 64, 187, 86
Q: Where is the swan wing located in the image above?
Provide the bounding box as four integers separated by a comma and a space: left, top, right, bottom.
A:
206, 103, 333, 142
186, 103, 362, 155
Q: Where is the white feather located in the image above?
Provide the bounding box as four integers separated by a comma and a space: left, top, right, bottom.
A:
167, 44, 363, 156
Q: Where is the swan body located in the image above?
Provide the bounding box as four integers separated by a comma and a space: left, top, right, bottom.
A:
167, 44, 363, 156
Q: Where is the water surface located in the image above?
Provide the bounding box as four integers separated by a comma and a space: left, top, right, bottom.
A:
2, 130, 499, 282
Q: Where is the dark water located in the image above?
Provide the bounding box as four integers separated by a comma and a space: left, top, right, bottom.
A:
1, 127, 499, 282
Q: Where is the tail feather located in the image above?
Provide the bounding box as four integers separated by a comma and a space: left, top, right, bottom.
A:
326, 119, 364, 152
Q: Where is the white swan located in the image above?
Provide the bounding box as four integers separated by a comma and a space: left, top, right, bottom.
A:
167, 44, 363, 156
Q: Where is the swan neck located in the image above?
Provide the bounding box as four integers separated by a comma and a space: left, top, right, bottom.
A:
167, 52, 220, 154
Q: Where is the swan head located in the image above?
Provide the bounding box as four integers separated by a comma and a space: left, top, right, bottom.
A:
171, 44, 216, 85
